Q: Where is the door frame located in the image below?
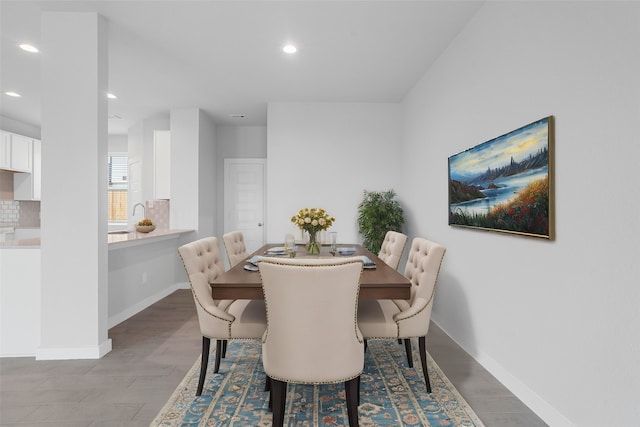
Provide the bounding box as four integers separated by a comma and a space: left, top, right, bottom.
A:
223, 158, 267, 249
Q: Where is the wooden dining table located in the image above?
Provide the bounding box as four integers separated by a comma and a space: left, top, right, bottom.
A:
210, 244, 411, 300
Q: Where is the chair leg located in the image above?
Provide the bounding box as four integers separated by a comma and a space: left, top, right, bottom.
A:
345, 377, 360, 427
418, 336, 432, 392
364, 339, 368, 353
213, 339, 223, 373
271, 379, 287, 426
265, 374, 271, 392
403, 338, 413, 368
397, 339, 402, 344
222, 339, 228, 358
267, 376, 273, 412
197, 336, 211, 396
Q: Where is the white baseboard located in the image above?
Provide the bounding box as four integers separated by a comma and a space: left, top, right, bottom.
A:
108, 283, 185, 328
431, 319, 575, 427
36, 338, 112, 360
176, 281, 190, 290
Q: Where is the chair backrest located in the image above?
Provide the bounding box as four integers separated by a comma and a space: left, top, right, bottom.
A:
378, 230, 408, 270
222, 231, 249, 267
178, 237, 232, 336
258, 257, 364, 384
403, 237, 446, 313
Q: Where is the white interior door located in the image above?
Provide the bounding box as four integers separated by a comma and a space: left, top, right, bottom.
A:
224, 159, 266, 254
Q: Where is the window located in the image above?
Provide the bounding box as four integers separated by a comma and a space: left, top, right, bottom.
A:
108, 155, 128, 222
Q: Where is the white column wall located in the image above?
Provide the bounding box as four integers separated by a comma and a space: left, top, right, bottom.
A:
266, 102, 402, 244
401, 2, 640, 426
39, 12, 110, 359
169, 108, 200, 231
169, 108, 216, 238
197, 111, 216, 239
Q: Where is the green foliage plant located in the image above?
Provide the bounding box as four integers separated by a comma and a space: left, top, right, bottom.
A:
357, 189, 405, 253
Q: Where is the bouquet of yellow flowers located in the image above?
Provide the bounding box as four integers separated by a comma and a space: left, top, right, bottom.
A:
291, 208, 335, 254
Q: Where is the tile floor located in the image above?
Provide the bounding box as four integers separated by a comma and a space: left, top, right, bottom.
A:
0, 290, 547, 426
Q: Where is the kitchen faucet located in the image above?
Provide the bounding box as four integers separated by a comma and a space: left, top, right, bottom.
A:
132, 202, 146, 218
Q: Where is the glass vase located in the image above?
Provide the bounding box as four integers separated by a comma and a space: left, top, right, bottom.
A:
306, 231, 321, 255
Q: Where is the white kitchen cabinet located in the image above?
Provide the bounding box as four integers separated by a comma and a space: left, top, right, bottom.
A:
14, 139, 41, 200
11, 134, 32, 172
153, 130, 171, 199
0, 131, 11, 169
0, 130, 33, 173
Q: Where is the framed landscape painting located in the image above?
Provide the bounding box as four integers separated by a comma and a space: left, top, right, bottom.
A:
448, 116, 554, 239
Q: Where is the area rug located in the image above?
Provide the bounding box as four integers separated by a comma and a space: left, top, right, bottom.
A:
151, 339, 485, 426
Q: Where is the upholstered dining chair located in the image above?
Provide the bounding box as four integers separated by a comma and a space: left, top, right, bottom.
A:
378, 230, 408, 270
222, 230, 249, 268
358, 237, 446, 392
178, 237, 266, 396
258, 257, 365, 427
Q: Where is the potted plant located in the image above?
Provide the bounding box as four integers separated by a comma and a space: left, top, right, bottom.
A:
357, 190, 404, 253
136, 218, 156, 233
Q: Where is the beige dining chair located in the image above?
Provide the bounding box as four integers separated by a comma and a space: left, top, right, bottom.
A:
258, 257, 365, 427
378, 230, 408, 270
222, 230, 249, 268
358, 237, 446, 392
178, 236, 266, 396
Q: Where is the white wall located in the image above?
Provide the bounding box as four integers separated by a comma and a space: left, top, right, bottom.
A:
0, 116, 40, 140
267, 102, 402, 244
0, 248, 40, 357
108, 134, 127, 153
108, 236, 185, 328
401, 2, 640, 426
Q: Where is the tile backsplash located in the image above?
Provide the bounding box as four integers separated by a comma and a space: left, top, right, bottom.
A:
0, 198, 169, 229
146, 200, 170, 230
0, 171, 13, 200
0, 200, 41, 227
17, 201, 41, 227
0, 200, 19, 225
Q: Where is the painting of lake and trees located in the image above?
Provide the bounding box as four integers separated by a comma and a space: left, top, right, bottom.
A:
448, 116, 554, 239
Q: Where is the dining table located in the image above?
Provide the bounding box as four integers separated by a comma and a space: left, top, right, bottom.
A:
210, 244, 411, 300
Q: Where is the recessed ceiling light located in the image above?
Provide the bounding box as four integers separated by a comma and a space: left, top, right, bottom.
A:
107, 93, 117, 99
5, 91, 21, 97
19, 44, 39, 53
283, 44, 297, 54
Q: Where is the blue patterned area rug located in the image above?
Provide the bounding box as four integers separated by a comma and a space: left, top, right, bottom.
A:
151, 339, 484, 426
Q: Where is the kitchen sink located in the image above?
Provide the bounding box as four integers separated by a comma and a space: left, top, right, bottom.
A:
108, 230, 131, 234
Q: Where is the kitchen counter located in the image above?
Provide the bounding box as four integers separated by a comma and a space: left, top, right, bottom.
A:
1, 227, 195, 357
107, 228, 194, 249
0, 237, 40, 248
0, 228, 194, 249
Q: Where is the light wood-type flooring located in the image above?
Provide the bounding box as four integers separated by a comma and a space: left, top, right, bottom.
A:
0, 290, 547, 426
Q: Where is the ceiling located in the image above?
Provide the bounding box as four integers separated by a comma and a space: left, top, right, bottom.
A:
1, 1, 483, 135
